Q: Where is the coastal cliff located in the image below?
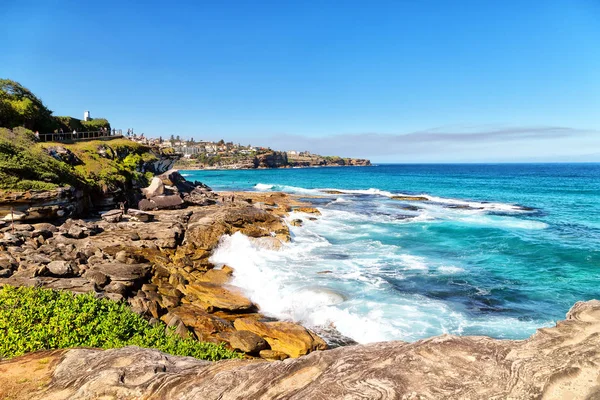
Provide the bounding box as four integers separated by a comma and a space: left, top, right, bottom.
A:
175, 149, 371, 170
2, 300, 600, 399
0, 128, 178, 221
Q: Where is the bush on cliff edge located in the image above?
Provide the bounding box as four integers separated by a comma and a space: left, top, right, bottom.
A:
0, 286, 241, 361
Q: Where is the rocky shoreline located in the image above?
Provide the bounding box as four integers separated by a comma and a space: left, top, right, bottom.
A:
0, 170, 331, 361
2, 300, 600, 399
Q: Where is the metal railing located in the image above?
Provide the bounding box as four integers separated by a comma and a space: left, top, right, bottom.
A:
38, 129, 123, 142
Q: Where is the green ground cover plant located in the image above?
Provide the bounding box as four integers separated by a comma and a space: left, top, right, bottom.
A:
0, 286, 242, 361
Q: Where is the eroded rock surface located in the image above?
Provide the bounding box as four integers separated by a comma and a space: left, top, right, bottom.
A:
0, 191, 325, 361
2, 300, 600, 400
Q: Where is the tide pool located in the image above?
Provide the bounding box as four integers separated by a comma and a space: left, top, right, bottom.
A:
183, 164, 600, 344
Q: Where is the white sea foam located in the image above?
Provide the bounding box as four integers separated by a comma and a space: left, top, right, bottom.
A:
208, 227, 546, 344
208, 182, 550, 343
254, 183, 275, 191
438, 266, 465, 274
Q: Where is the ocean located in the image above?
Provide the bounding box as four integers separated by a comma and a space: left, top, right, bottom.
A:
182, 164, 600, 344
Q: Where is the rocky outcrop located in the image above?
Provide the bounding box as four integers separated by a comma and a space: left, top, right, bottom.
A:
139, 169, 217, 211
0, 192, 326, 361
253, 151, 288, 169
0, 187, 88, 221
3, 300, 600, 399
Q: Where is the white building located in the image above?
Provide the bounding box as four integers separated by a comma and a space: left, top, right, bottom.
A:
84, 111, 91, 121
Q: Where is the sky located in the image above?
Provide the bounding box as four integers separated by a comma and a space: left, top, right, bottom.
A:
2, 0, 599, 162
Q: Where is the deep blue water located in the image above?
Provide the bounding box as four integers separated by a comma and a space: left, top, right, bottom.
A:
183, 164, 600, 343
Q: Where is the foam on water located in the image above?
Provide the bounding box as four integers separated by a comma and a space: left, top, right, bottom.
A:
209, 208, 550, 344
185, 164, 600, 344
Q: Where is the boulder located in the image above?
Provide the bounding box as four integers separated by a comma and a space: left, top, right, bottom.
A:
101, 209, 123, 223
138, 195, 185, 211
82, 270, 109, 287
0, 268, 13, 278
127, 209, 154, 222
142, 177, 165, 198
294, 207, 321, 215
42, 278, 96, 294
258, 349, 289, 361
185, 282, 255, 312
228, 330, 268, 353
290, 218, 303, 227
45, 261, 75, 277
165, 304, 234, 340
233, 318, 327, 358
195, 267, 233, 285
91, 262, 151, 282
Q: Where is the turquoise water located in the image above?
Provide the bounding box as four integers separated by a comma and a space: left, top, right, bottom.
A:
183, 164, 600, 343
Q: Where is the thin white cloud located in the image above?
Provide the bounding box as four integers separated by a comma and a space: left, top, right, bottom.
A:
255, 125, 599, 161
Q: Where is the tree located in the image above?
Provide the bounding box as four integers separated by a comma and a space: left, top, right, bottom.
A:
170, 134, 175, 145
176, 135, 181, 142
218, 139, 225, 145
0, 79, 55, 132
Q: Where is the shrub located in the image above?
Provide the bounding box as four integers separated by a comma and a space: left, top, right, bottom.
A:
0, 286, 242, 361
0, 128, 86, 191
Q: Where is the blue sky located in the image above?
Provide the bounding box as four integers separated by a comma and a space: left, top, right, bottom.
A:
2, 0, 599, 162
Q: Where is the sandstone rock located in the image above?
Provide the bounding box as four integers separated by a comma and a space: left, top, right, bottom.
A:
101, 209, 123, 223
45, 260, 74, 277
166, 304, 234, 340
390, 195, 429, 201
233, 318, 327, 358
258, 349, 289, 361
91, 262, 151, 282
0, 187, 85, 222
114, 250, 130, 263
185, 282, 256, 312
195, 267, 233, 285
294, 207, 321, 215
139, 195, 185, 211
42, 278, 95, 294
228, 330, 268, 353
142, 177, 165, 198
290, 218, 303, 226
127, 209, 154, 222
104, 281, 129, 296
5, 300, 600, 400
0, 268, 13, 278
82, 270, 109, 287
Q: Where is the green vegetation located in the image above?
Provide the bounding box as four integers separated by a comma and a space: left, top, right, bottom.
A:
0, 79, 55, 132
0, 286, 242, 361
54, 116, 111, 133
0, 128, 85, 191
1, 79, 111, 134
0, 127, 156, 192
51, 138, 157, 191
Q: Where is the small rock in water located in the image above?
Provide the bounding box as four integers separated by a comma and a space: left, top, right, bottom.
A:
290, 218, 303, 227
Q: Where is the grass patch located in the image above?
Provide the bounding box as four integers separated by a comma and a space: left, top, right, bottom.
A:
0, 286, 241, 361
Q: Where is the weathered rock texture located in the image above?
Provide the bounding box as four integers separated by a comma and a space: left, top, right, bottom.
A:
0, 190, 323, 360
2, 300, 600, 399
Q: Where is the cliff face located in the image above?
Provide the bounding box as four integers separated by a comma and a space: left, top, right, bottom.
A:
176, 151, 371, 170
253, 151, 288, 168
0, 131, 178, 221
3, 300, 600, 399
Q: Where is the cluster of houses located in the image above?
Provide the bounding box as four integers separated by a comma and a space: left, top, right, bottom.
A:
124, 132, 312, 159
